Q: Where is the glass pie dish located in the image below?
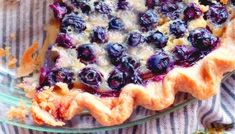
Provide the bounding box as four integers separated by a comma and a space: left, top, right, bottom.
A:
0, 67, 233, 133
0, 0, 234, 133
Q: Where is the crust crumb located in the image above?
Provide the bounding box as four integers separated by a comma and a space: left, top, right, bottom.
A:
7, 55, 17, 69
17, 42, 39, 78
7, 101, 29, 122
9, 33, 16, 41
0, 48, 6, 57
17, 83, 36, 98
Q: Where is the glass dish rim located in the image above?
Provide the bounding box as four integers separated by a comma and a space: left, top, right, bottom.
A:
0, 71, 233, 133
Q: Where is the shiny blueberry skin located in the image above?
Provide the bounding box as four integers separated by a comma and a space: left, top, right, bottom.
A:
118, 55, 140, 70
108, 17, 125, 30
71, 0, 91, 14
204, 4, 229, 25
94, 1, 112, 14
39, 68, 74, 89
172, 45, 203, 66
170, 20, 187, 38
76, 44, 96, 64
147, 51, 171, 74
61, 13, 86, 33
49, 1, 69, 20
106, 43, 126, 59
183, 3, 202, 21
160, 2, 180, 20
91, 27, 108, 43
107, 69, 125, 90
147, 31, 168, 48
55, 33, 73, 48
188, 28, 219, 50
127, 32, 144, 47
108, 67, 142, 91
117, 0, 129, 10
78, 67, 103, 89
139, 10, 158, 30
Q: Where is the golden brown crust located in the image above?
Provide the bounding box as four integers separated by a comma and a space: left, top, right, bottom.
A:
17, 42, 39, 78
31, 19, 235, 126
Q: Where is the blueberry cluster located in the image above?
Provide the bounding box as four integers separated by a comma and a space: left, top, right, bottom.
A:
41, 0, 231, 96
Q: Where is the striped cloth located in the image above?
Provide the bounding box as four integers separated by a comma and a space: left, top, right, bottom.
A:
0, 0, 234, 133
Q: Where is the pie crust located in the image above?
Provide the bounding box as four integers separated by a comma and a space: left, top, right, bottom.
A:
29, 18, 235, 126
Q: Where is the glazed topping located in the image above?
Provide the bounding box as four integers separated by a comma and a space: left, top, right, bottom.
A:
41, 0, 234, 96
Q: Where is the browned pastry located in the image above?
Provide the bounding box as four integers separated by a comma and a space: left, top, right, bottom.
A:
17, 0, 235, 126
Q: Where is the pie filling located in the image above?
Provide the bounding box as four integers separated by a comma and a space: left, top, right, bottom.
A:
38, 0, 234, 97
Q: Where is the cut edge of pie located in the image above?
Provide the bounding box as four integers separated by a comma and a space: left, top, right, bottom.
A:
29, 19, 235, 126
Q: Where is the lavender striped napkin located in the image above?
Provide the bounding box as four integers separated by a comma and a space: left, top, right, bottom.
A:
0, 0, 234, 133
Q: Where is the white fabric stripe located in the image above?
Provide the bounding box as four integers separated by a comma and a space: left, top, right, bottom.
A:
202, 92, 220, 126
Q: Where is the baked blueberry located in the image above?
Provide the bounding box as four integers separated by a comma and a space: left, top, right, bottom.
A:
204, 4, 229, 25
108, 17, 125, 30
160, 2, 180, 20
118, 55, 140, 70
172, 45, 203, 66
170, 20, 187, 38
50, 1, 69, 20
91, 27, 108, 43
147, 31, 168, 48
94, 1, 112, 14
71, 0, 91, 14
188, 28, 219, 50
108, 69, 126, 90
106, 43, 126, 58
127, 32, 144, 47
183, 3, 202, 21
78, 67, 103, 89
139, 10, 158, 30
55, 33, 73, 48
77, 44, 96, 64
147, 51, 171, 74
117, 0, 129, 10
39, 68, 74, 89
61, 13, 86, 33
108, 67, 142, 90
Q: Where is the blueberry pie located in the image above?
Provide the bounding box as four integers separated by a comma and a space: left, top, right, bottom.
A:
18, 0, 235, 126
